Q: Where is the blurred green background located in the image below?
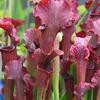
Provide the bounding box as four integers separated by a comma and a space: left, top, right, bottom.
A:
0, 0, 35, 56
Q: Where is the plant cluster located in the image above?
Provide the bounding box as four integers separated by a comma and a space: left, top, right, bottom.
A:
0, 0, 100, 100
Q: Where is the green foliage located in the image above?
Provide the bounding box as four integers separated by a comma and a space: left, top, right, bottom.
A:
0, 0, 34, 56
60, 92, 69, 100
11, 0, 32, 19
77, 5, 87, 16
10, 0, 34, 56
17, 44, 27, 56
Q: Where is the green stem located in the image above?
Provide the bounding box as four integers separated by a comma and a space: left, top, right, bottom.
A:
26, 0, 30, 28
52, 33, 62, 100
93, 88, 98, 100
52, 57, 60, 100
37, 79, 50, 100
8, 0, 12, 17
4, 0, 7, 17
37, 87, 42, 100
2, 0, 7, 47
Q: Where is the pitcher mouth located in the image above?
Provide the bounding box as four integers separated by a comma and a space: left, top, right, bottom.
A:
37, 65, 53, 74
0, 45, 15, 52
